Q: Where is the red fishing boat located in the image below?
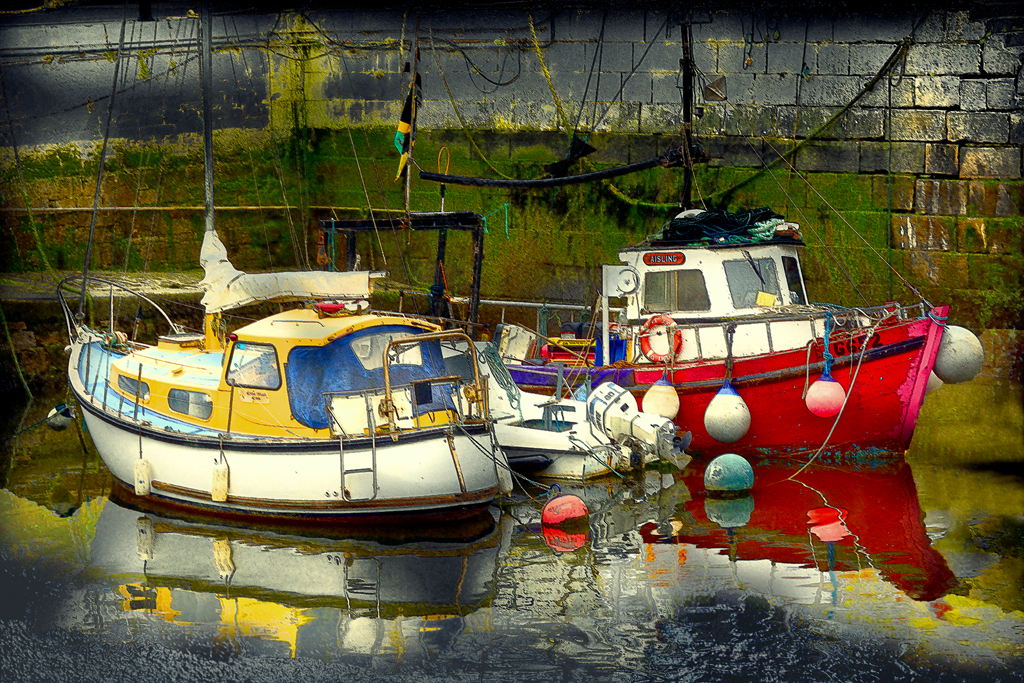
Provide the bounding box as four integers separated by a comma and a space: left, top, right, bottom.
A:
500, 208, 982, 459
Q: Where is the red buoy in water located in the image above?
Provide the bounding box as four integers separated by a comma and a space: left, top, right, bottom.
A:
542, 525, 589, 552
541, 494, 589, 526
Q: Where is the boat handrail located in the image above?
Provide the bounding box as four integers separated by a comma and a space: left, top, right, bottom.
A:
57, 274, 185, 341
124, 352, 222, 376
382, 330, 487, 430
642, 301, 925, 365
269, 319, 326, 327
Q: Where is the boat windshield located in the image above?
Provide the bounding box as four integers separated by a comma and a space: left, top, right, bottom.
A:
723, 257, 781, 308
226, 342, 281, 390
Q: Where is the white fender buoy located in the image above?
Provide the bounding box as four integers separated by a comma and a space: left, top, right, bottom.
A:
212, 460, 229, 502
643, 373, 680, 420
805, 372, 846, 417
926, 370, 943, 395
933, 325, 984, 384
134, 459, 151, 496
703, 380, 750, 444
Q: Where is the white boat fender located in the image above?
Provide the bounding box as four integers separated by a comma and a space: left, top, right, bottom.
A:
926, 370, 943, 394
134, 459, 151, 496
136, 516, 154, 561
497, 450, 514, 495
703, 380, 751, 443
212, 459, 230, 502
933, 325, 984, 385
643, 373, 680, 420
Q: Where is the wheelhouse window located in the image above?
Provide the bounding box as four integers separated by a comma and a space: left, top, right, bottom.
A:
168, 389, 213, 420
782, 256, 806, 304
117, 374, 150, 401
644, 270, 711, 312
723, 256, 781, 308
226, 342, 281, 389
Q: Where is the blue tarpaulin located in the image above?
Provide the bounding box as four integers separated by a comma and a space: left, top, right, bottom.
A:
287, 325, 456, 429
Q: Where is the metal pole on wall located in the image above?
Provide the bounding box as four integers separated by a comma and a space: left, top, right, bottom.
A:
680, 21, 693, 210
199, 0, 215, 236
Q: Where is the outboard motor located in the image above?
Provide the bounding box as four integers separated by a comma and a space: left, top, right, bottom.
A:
586, 383, 691, 469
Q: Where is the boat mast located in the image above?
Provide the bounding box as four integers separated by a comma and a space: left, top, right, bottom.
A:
199, 0, 221, 350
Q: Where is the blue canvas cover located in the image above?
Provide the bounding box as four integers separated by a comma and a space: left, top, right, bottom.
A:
287, 324, 456, 430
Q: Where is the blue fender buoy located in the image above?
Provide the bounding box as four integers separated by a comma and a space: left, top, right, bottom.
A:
46, 404, 73, 431
705, 494, 754, 529
704, 453, 754, 495
703, 380, 750, 443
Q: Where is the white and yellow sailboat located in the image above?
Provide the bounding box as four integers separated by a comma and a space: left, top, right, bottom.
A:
60, 261, 510, 520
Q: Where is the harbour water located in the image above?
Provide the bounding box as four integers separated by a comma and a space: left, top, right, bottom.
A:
1, 357, 1021, 681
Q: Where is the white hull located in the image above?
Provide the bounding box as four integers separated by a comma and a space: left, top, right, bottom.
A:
70, 338, 503, 518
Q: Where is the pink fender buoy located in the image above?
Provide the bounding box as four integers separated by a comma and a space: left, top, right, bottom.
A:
542, 494, 589, 526
805, 373, 846, 417
807, 507, 851, 543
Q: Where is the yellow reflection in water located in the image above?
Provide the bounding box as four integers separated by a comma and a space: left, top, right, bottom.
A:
217, 597, 312, 659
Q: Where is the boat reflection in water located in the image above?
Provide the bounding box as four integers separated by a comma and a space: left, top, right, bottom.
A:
637, 458, 957, 603
40, 456, 1019, 673
506, 457, 1020, 675
76, 493, 507, 659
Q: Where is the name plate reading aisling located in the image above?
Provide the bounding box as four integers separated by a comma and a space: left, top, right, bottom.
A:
643, 252, 685, 266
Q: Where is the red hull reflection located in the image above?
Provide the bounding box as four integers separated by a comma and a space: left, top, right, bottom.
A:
640, 459, 956, 602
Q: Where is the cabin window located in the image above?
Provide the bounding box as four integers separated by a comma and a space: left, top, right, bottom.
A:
226, 342, 281, 389
782, 256, 806, 304
350, 331, 423, 371
167, 389, 214, 420
644, 270, 711, 312
723, 256, 781, 308
117, 374, 150, 401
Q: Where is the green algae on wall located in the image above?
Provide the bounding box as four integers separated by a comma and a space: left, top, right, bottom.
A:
2, 127, 1021, 330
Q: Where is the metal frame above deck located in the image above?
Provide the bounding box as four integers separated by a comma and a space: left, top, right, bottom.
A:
318, 212, 486, 336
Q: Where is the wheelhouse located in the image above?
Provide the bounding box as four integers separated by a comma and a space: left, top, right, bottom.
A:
618, 239, 808, 323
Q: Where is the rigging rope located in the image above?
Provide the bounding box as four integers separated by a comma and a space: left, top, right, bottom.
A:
80, 0, 129, 317
735, 132, 869, 305
480, 341, 523, 424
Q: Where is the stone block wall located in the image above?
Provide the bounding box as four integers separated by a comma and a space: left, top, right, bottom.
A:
0, 4, 1021, 328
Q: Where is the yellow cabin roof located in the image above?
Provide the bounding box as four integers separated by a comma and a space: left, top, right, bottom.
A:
232, 309, 439, 346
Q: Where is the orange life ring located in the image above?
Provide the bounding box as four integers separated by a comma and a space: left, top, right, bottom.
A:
639, 314, 683, 363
